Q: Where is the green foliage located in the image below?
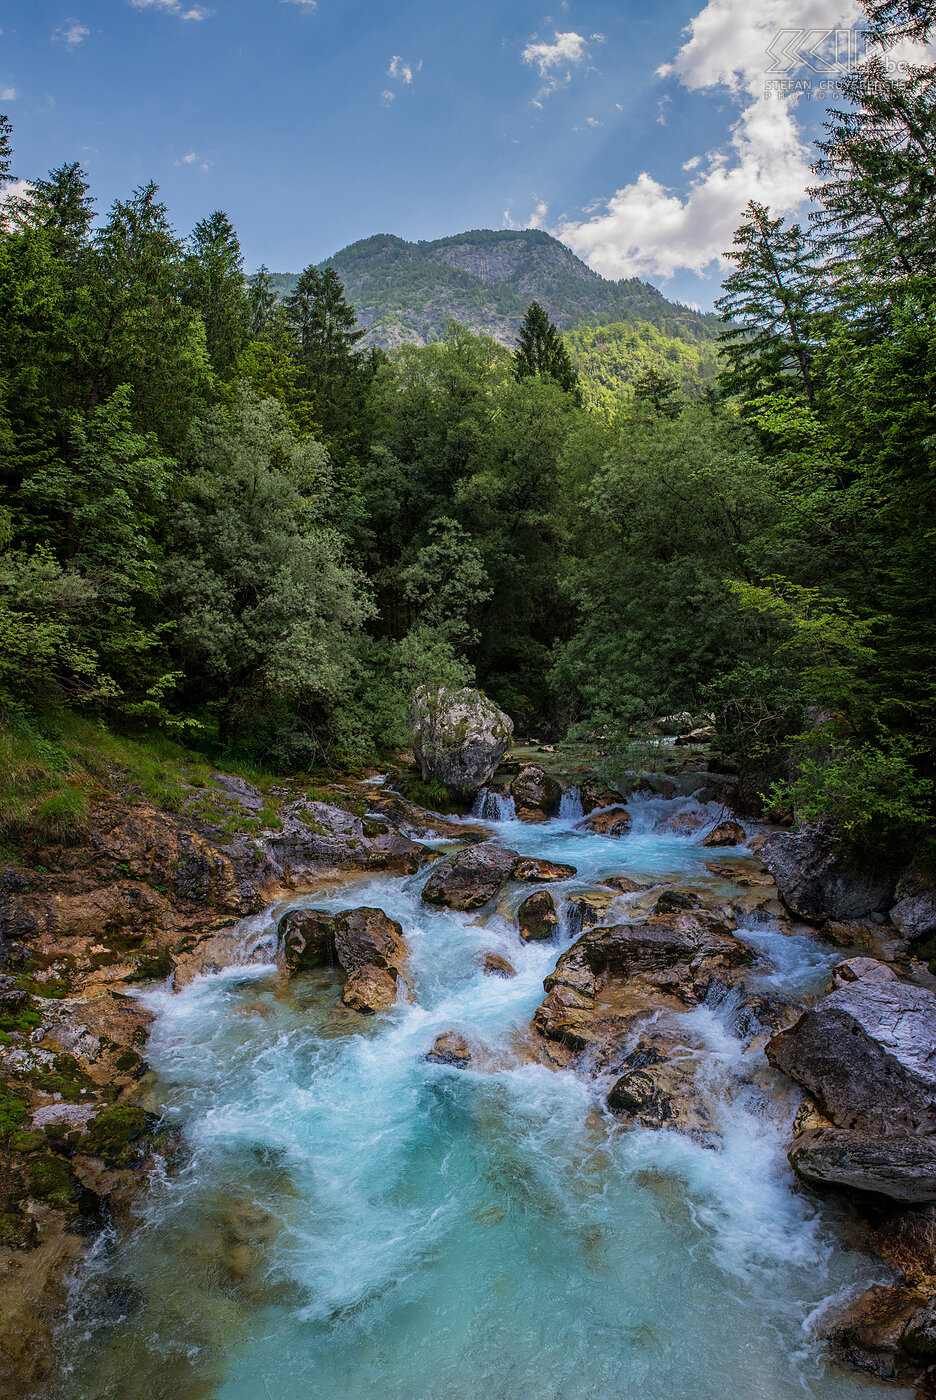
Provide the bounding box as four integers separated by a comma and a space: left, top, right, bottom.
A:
515, 301, 581, 401
83, 1104, 148, 1164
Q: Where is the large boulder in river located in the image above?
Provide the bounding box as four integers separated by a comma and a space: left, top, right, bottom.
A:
421, 843, 519, 911
760, 823, 892, 924
766, 976, 936, 1136
577, 807, 632, 837
518, 890, 558, 942
509, 765, 562, 822
276, 905, 406, 1014
513, 857, 577, 883
425, 1031, 472, 1067
408, 685, 513, 795
889, 892, 936, 941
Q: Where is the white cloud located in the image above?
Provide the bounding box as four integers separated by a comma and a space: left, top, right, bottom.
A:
522, 30, 589, 78
53, 20, 90, 48
128, 0, 212, 19
556, 0, 866, 281
175, 150, 212, 170
0, 88, 17, 102
280, 0, 317, 9
382, 54, 421, 104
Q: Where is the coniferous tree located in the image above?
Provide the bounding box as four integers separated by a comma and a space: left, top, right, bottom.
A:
183, 210, 250, 376
632, 366, 682, 418
716, 202, 822, 404
247, 263, 278, 339
514, 301, 581, 402
286, 264, 371, 456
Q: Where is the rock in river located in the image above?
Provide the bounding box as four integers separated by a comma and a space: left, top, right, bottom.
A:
701, 820, 745, 848
426, 1031, 472, 1067
577, 807, 632, 837
518, 890, 558, 942
513, 857, 577, 883
790, 1127, 936, 1203
509, 765, 562, 822
409, 685, 513, 795
421, 843, 519, 911
276, 905, 407, 1015
478, 951, 517, 978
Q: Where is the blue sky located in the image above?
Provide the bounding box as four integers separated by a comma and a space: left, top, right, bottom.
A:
0, 1, 873, 307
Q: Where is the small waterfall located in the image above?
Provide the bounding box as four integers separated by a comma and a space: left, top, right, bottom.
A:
558, 787, 583, 820
472, 787, 516, 821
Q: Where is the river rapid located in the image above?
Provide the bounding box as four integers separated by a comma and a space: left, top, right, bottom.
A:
53, 795, 911, 1400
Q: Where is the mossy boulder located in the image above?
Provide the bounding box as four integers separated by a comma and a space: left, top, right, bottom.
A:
83, 1104, 149, 1166
408, 685, 513, 796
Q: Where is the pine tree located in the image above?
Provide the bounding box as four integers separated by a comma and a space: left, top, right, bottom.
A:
10, 162, 94, 260
247, 264, 278, 339
632, 366, 682, 418
183, 210, 250, 376
285, 264, 371, 458
715, 202, 821, 404
514, 301, 581, 402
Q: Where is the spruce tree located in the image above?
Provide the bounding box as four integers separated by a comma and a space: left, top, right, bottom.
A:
715, 202, 821, 404
514, 301, 581, 402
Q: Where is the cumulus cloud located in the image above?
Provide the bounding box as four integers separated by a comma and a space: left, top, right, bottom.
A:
557, 0, 865, 281
280, 0, 317, 9
522, 30, 589, 76
54, 20, 90, 48
128, 0, 213, 19
0, 88, 18, 102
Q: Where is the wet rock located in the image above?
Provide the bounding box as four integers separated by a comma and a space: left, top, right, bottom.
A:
421, 843, 519, 911
408, 684, 513, 795
579, 779, 625, 814
826, 1284, 924, 1380
513, 857, 577, 883
518, 890, 558, 942
601, 875, 650, 894
606, 1032, 714, 1138
820, 920, 908, 963
509, 765, 562, 822
653, 808, 707, 837
701, 821, 745, 848
761, 823, 893, 924
478, 951, 517, 978
903, 1305, 936, 1356
577, 807, 632, 837
425, 1031, 472, 1067
342, 964, 399, 1015
209, 773, 264, 813
766, 977, 936, 1136
790, 1127, 936, 1202
276, 908, 337, 974
563, 895, 605, 939
891, 893, 936, 941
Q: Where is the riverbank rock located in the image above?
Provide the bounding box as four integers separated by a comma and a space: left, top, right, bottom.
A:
421, 843, 520, 911
826, 1284, 926, 1381
478, 951, 517, 978
408, 685, 513, 796
425, 1031, 472, 1067
275, 905, 407, 1014
766, 975, 936, 1137
702, 821, 745, 848
760, 823, 893, 924
890, 892, 936, 940
513, 857, 576, 883
265, 801, 427, 881
509, 765, 562, 822
518, 890, 558, 942
601, 876, 650, 894
577, 807, 632, 837
790, 1128, 936, 1203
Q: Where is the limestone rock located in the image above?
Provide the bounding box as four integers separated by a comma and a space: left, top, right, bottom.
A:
761, 823, 893, 924
790, 1127, 936, 1202
825, 1284, 924, 1381
265, 801, 426, 881
832, 956, 898, 988
512, 856, 576, 883
275, 905, 406, 1014
426, 1031, 472, 1067
408, 685, 513, 795
701, 820, 745, 848
601, 875, 649, 894
890, 892, 936, 941
276, 909, 337, 975
577, 807, 632, 837
342, 964, 399, 1015
518, 890, 558, 942
478, 951, 517, 978
607, 1032, 714, 1138
766, 978, 936, 1135
421, 843, 519, 911
902, 1305, 936, 1356
509, 765, 562, 822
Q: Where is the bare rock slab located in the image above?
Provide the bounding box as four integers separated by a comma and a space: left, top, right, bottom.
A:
421, 843, 519, 911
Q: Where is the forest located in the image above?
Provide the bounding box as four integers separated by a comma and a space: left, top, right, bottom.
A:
0, 0, 933, 866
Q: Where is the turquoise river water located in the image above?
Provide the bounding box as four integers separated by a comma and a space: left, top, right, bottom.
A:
53, 795, 912, 1400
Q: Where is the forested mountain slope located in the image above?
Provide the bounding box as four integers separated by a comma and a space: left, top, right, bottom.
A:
269, 228, 719, 351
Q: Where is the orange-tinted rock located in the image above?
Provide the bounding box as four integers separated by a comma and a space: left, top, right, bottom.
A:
518, 890, 559, 942
513, 857, 577, 883
478, 951, 517, 978
577, 807, 632, 837
702, 820, 746, 848
426, 1031, 472, 1066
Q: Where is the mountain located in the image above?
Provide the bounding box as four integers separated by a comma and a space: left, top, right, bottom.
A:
269, 228, 720, 352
